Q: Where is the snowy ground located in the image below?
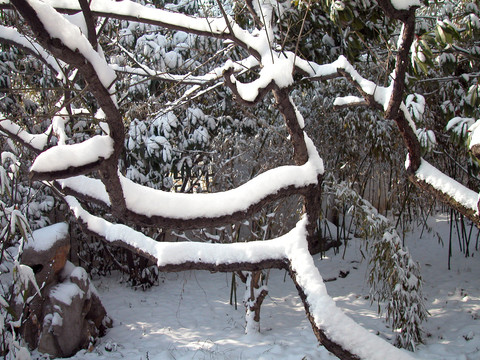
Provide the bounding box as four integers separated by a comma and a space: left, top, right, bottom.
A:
33, 215, 480, 360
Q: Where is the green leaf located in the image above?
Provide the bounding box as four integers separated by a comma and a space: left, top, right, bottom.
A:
435, 25, 449, 45
420, 39, 433, 58
414, 55, 429, 75
470, 85, 479, 107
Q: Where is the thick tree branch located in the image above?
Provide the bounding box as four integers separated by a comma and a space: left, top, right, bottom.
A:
12, 0, 127, 217
288, 266, 361, 360
78, 0, 97, 49
272, 88, 323, 253
66, 199, 413, 360
30, 159, 107, 181
59, 177, 316, 230
123, 183, 313, 230
410, 174, 480, 228
382, 6, 422, 173
273, 88, 308, 164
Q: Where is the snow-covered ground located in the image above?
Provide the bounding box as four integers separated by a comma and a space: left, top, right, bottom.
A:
33, 215, 480, 360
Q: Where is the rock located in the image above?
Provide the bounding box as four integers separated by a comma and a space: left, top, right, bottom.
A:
17, 223, 112, 358
22, 222, 70, 288
35, 261, 112, 357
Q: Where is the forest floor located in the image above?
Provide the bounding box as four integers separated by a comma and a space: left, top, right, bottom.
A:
33, 214, 480, 360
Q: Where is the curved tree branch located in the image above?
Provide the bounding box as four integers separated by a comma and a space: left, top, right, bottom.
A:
12, 0, 127, 217
0, 25, 67, 76
380, 5, 422, 173
66, 198, 415, 360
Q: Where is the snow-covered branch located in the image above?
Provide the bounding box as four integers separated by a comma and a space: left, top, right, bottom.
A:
2, 0, 265, 59
66, 197, 417, 360
0, 119, 50, 152
413, 159, 480, 224
30, 136, 115, 181
111, 55, 258, 86
57, 145, 323, 229
12, 0, 127, 215
0, 25, 66, 76
1, 1, 442, 358
302, 2, 480, 228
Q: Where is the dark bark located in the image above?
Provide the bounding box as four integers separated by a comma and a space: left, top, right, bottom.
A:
470, 144, 480, 160
30, 158, 108, 181
382, 8, 422, 173
273, 88, 323, 253
78, 0, 97, 49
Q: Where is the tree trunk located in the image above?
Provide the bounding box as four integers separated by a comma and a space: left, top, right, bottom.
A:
241, 271, 268, 334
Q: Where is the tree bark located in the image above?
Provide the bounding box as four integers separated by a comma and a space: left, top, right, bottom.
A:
273, 88, 323, 253
243, 271, 268, 334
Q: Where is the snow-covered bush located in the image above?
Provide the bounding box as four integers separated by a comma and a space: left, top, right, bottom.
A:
369, 228, 428, 350
325, 181, 428, 349
125, 107, 216, 191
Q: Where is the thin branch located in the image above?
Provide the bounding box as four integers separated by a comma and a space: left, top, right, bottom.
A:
256, 0, 275, 63
293, 0, 311, 67
244, 0, 262, 28
215, 0, 234, 37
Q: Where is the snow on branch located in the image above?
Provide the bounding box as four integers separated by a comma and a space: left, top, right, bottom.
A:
0, 25, 66, 76
30, 136, 114, 180
2, 0, 262, 58
57, 176, 110, 206
119, 156, 321, 220
66, 196, 417, 360
2, 0, 308, 64
303, 56, 393, 112
0, 119, 50, 152
285, 224, 417, 360
57, 141, 323, 228
333, 96, 368, 108
306, 5, 480, 226
223, 51, 296, 104
11, 0, 123, 147
377, 0, 421, 19
414, 159, 479, 215
306, 44, 422, 173
22, 0, 116, 91
65, 195, 289, 270
111, 55, 259, 86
